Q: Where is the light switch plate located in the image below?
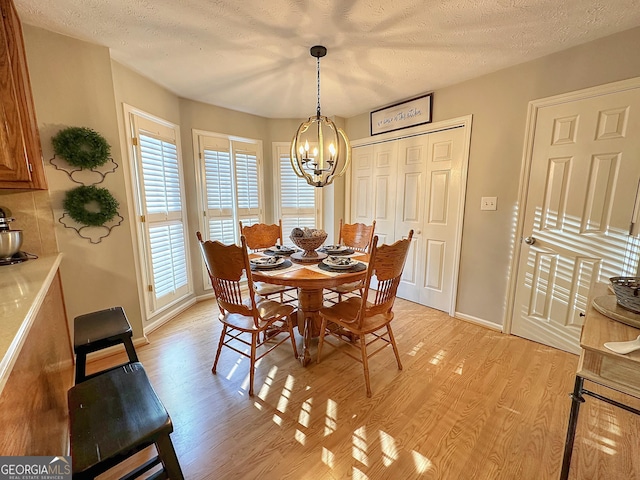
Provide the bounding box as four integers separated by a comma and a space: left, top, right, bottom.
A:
481, 196, 497, 211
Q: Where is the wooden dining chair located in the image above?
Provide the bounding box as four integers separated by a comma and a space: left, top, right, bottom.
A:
325, 220, 376, 304
240, 220, 297, 304
338, 219, 376, 253
317, 230, 414, 397
196, 231, 298, 396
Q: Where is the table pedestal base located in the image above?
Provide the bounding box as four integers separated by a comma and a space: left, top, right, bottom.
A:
296, 288, 324, 366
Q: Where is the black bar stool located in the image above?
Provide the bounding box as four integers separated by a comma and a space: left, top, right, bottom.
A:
74, 306, 139, 383
69, 362, 184, 479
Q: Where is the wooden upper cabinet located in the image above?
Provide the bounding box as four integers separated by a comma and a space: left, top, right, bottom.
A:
0, 0, 46, 189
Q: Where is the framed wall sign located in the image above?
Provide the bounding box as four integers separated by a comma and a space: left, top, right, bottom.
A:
370, 93, 433, 136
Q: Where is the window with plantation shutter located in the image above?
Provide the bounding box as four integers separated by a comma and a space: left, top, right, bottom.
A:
126, 108, 192, 316
203, 147, 235, 244
195, 132, 263, 248
274, 143, 319, 236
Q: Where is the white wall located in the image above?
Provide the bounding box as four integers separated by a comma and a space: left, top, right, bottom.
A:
346, 26, 640, 328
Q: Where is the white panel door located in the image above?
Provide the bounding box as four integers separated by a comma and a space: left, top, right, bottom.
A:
395, 128, 466, 309
512, 86, 640, 353
395, 135, 428, 301
419, 127, 466, 310
351, 145, 374, 225
371, 141, 398, 246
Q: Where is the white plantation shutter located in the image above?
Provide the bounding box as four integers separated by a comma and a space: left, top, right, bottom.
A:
276, 145, 317, 235
149, 224, 188, 298
129, 111, 192, 315
140, 134, 182, 218
235, 149, 260, 226
204, 148, 235, 244
196, 133, 263, 246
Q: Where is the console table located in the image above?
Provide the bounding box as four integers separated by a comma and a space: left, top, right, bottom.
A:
559, 282, 640, 479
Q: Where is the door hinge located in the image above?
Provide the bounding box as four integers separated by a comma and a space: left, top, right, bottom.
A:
140, 215, 146, 223
132, 137, 138, 146
148, 285, 153, 292
28, 163, 33, 172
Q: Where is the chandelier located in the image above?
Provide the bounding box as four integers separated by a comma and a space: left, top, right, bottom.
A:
290, 45, 351, 187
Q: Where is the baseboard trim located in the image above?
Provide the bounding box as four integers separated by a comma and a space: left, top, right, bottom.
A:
454, 312, 503, 332
196, 292, 216, 302
144, 297, 198, 335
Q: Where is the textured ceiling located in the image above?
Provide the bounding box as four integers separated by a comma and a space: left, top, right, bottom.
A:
15, 0, 640, 119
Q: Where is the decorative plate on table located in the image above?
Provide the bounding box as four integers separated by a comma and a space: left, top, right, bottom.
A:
250, 256, 286, 269
267, 245, 296, 254
323, 245, 349, 254
322, 256, 358, 270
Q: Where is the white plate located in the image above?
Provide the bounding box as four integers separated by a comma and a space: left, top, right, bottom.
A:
322, 256, 358, 270
323, 245, 349, 253
267, 245, 295, 254
250, 256, 285, 269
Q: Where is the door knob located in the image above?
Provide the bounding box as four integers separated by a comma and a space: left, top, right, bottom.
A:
524, 236, 536, 245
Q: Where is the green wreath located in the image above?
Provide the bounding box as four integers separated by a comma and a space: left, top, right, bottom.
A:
63, 185, 119, 227
52, 127, 111, 169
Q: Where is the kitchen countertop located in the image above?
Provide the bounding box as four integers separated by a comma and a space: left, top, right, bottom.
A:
0, 253, 63, 393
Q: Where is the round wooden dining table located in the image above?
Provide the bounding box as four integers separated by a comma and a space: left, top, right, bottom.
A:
250, 252, 369, 366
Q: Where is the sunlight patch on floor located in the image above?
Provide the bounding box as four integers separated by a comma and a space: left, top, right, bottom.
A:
353, 426, 369, 466
408, 341, 424, 357
298, 398, 313, 428
582, 437, 617, 456
276, 375, 295, 414
325, 399, 338, 436
322, 447, 334, 468
225, 356, 244, 380
600, 412, 622, 436
353, 466, 369, 479
258, 365, 278, 399
588, 431, 617, 448
454, 360, 464, 375
412, 450, 433, 473
430, 349, 446, 365
295, 429, 306, 445
379, 430, 398, 466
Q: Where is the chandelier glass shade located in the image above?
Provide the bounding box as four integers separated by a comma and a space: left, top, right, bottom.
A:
290, 46, 351, 188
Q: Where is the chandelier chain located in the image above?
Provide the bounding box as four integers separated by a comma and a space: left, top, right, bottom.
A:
316, 56, 321, 118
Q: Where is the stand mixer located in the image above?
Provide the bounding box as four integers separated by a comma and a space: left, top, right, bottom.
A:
0, 207, 27, 265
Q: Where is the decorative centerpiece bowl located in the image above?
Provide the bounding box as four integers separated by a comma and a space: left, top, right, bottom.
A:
290, 229, 328, 263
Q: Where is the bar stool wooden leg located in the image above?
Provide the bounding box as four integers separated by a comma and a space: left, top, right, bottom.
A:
155, 433, 184, 479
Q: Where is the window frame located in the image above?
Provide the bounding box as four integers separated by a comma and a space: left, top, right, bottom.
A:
122, 104, 194, 320
194, 130, 265, 290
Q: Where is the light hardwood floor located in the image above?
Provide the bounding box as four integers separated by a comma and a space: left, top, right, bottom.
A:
89, 298, 640, 480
